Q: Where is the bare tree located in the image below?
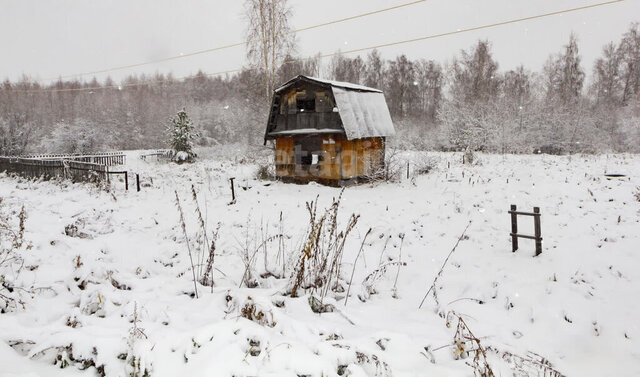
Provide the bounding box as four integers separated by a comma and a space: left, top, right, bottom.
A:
244, 0, 295, 103
386, 55, 416, 118
277, 53, 321, 85
329, 53, 365, 84
414, 59, 443, 123
364, 49, 385, 90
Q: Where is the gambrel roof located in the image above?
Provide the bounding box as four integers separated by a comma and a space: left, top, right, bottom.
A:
266, 75, 395, 141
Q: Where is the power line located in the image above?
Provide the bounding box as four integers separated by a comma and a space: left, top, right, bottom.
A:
40, 0, 429, 82
19, 0, 625, 94
309, 0, 626, 61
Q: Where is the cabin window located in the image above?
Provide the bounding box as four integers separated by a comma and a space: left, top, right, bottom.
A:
294, 137, 322, 166
296, 98, 315, 112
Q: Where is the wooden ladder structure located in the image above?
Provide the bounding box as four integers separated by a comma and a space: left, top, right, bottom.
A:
509, 205, 543, 256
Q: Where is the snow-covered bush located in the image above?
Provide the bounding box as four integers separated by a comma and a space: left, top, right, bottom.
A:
0, 114, 32, 155
45, 120, 105, 154
0, 200, 28, 312
125, 302, 152, 377
168, 108, 199, 163
255, 163, 275, 180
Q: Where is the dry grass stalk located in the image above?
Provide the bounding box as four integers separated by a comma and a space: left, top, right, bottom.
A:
485, 347, 565, 377
345, 228, 372, 306
174, 191, 199, 299
391, 233, 405, 298
191, 184, 221, 290
419, 221, 472, 309
275, 211, 286, 277
360, 261, 400, 301
377, 235, 391, 265
290, 190, 360, 299
447, 311, 494, 377
238, 232, 283, 288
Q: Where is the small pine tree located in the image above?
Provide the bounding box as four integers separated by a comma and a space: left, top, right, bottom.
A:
168, 108, 198, 163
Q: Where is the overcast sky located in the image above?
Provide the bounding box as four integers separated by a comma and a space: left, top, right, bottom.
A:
1, 0, 638, 84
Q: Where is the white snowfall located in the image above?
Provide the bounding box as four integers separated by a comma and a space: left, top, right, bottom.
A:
0, 146, 639, 377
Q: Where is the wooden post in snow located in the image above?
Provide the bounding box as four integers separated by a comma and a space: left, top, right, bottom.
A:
510, 204, 518, 252
229, 177, 236, 203
534, 207, 542, 256
508, 205, 543, 256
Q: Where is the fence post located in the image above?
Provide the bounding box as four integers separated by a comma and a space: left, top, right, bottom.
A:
136, 174, 140, 192
406, 161, 410, 179
534, 207, 542, 256
510, 204, 518, 252
229, 177, 236, 203
124, 172, 129, 191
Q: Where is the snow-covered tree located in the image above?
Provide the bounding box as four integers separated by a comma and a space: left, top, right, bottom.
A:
451, 40, 500, 104
591, 42, 623, 106
544, 33, 585, 105
440, 40, 500, 151
619, 23, 640, 104
0, 113, 32, 155
45, 120, 102, 154
168, 108, 199, 163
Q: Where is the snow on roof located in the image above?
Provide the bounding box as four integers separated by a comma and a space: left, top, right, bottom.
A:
268, 128, 345, 136
275, 75, 382, 93
332, 87, 395, 140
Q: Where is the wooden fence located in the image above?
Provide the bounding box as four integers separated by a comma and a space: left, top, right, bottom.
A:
20, 152, 125, 166
0, 152, 126, 184
140, 149, 170, 161
0, 157, 109, 183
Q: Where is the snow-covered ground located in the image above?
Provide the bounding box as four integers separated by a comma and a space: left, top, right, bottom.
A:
1, 148, 639, 376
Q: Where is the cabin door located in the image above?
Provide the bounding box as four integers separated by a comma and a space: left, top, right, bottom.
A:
294, 136, 322, 178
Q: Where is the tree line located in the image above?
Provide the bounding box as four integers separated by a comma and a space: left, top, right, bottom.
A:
1, 23, 639, 155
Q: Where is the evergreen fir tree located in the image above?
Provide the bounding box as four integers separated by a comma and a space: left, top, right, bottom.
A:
168, 108, 198, 163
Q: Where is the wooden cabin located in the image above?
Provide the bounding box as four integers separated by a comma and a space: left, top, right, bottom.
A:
264, 75, 395, 185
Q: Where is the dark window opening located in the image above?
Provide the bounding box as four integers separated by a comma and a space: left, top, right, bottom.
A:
295, 137, 321, 166
296, 98, 315, 112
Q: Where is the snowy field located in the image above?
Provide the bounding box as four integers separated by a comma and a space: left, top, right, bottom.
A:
1, 147, 639, 376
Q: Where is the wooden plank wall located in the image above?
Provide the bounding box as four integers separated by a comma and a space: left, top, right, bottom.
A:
320, 135, 341, 180
275, 137, 295, 177
340, 137, 384, 179
274, 135, 385, 182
